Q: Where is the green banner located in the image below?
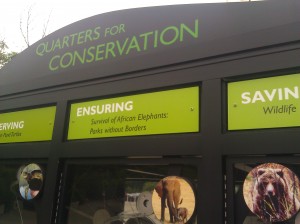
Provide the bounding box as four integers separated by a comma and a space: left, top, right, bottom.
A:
68, 87, 199, 140
228, 74, 300, 130
0, 106, 56, 143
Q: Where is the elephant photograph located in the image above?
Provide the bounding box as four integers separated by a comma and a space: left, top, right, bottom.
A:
152, 176, 195, 223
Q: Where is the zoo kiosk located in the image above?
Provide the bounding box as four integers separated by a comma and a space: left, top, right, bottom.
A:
0, 1, 300, 223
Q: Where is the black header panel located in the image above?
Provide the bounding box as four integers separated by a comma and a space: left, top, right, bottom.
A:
0, 0, 299, 96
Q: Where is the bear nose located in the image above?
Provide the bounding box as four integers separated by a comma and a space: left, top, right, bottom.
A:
266, 184, 275, 196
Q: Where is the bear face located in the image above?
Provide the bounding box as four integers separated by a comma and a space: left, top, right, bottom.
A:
256, 168, 286, 199
251, 166, 300, 222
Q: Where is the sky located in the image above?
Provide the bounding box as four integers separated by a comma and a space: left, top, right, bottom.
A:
0, 0, 254, 52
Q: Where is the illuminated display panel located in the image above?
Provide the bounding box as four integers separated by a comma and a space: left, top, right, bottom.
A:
228, 74, 300, 130
68, 87, 199, 140
0, 106, 56, 143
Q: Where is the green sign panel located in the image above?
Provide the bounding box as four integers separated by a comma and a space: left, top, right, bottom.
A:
228, 74, 300, 130
68, 87, 199, 140
0, 106, 56, 143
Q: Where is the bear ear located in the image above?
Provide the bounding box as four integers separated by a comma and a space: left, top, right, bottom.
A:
276, 170, 284, 178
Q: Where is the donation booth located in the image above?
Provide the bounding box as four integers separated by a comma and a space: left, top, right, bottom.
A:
0, 1, 300, 223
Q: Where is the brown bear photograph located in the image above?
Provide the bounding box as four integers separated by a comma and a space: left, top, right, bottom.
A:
243, 163, 300, 223
152, 176, 195, 224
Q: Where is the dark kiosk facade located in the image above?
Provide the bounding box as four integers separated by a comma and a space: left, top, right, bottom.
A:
1, 1, 300, 223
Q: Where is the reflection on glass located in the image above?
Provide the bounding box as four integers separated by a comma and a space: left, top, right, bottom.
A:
0, 163, 45, 224
62, 165, 197, 224
233, 162, 300, 224
19, 163, 43, 200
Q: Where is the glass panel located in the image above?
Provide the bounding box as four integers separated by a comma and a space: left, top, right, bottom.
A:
62, 164, 198, 224
233, 162, 300, 224
0, 163, 46, 224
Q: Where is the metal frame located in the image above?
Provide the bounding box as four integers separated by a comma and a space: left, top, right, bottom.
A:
0, 44, 300, 224
0, 32, 300, 224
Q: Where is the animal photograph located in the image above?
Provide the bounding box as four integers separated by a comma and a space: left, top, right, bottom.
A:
152, 176, 195, 224
19, 163, 43, 200
243, 163, 300, 223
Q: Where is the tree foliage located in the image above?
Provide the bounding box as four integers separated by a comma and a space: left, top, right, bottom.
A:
0, 40, 17, 69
